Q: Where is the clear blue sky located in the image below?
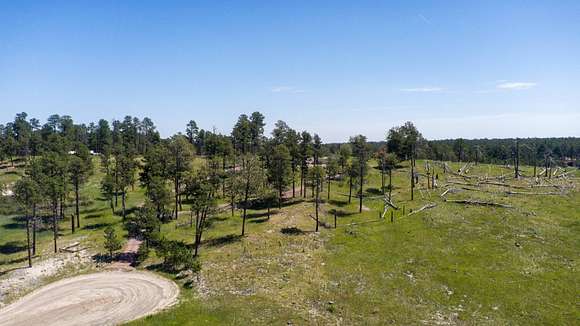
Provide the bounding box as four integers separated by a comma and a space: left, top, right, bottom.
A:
1, 1, 579, 142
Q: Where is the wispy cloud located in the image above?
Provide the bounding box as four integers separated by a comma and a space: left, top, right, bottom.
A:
496, 81, 537, 90
418, 14, 431, 24
400, 86, 444, 93
270, 86, 305, 93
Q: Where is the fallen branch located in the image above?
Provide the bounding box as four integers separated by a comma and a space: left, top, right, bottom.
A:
338, 219, 383, 227
479, 181, 530, 189
383, 197, 399, 210
308, 214, 332, 229
407, 203, 437, 216
440, 188, 459, 198
505, 190, 564, 196
444, 199, 513, 208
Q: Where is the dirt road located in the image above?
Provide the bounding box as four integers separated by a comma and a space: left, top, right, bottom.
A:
0, 271, 179, 326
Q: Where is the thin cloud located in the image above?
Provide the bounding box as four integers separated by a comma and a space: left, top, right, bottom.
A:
270, 86, 305, 93
496, 82, 537, 90
400, 86, 444, 93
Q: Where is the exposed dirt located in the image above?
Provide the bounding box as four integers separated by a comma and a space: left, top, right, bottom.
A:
0, 271, 179, 326
107, 238, 142, 271
0, 243, 93, 307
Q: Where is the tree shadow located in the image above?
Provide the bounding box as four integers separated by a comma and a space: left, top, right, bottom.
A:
2, 222, 24, 230
145, 262, 178, 274
329, 199, 348, 207
84, 213, 101, 219
211, 216, 228, 222
203, 234, 242, 247
92, 253, 115, 264
81, 206, 108, 215
365, 188, 383, 195
280, 227, 305, 235
327, 208, 357, 217
0, 256, 29, 268
246, 211, 277, 219
0, 265, 28, 276
249, 217, 269, 224
0, 241, 27, 254
83, 222, 112, 230
280, 199, 305, 208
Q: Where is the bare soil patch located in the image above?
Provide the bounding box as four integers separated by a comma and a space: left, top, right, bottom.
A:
0, 271, 179, 326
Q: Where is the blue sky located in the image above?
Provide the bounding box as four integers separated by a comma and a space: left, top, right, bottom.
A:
1, 1, 579, 142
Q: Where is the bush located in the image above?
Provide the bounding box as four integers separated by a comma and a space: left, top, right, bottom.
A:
136, 244, 149, 265
155, 239, 201, 273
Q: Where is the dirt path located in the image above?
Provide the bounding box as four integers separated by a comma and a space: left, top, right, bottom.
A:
0, 271, 179, 326
108, 238, 142, 271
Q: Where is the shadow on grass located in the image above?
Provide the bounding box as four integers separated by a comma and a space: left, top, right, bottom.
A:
280, 227, 305, 235
246, 211, 277, 219
329, 199, 349, 207
83, 222, 112, 230
249, 217, 269, 224
2, 222, 24, 230
0, 241, 27, 254
365, 188, 383, 195
0, 255, 29, 267
0, 265, 29, 276
204, 234, 242, 247
327, 208, 357, 217
81, 206, 108, 215
211, 216, 228, 222
145, 262, 177, 274
84, 213, 102, 219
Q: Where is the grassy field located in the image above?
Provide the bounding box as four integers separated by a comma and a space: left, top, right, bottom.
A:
1, 157, 579, 325
0, 158, 141, 281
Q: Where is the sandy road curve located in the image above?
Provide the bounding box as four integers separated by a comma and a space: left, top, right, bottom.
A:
0, 271, 179, 326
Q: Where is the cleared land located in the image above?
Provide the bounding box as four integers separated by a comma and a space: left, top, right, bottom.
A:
0, 271, 179, 326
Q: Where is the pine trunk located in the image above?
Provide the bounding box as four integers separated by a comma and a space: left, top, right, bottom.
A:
53, 203, 58, 253
75, 181, 80, 228
26, 215, 32, 267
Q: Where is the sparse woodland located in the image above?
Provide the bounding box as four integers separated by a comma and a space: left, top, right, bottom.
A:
0, 112, 579, 324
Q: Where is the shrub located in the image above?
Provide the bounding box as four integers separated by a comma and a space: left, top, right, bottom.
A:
155, 239, 201, 273
136, 244, 149, 265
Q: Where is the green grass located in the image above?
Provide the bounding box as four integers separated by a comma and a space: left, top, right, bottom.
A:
2, 157, 579, 325
131, 160, 579, 325
0, 157, 144, 271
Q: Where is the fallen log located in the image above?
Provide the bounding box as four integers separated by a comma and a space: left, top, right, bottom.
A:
445, 181, 478, 187
554, 171, 572, 179
383, 197, 399, 210
308, 214, 332, 229
479, 181, 530, 189
505, 190, 563, 196
338, 219, 383, 227
444, 199, 513, 208
440, 188, 459, 198
407, 203, 437, 216
61, 242, 80, 250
